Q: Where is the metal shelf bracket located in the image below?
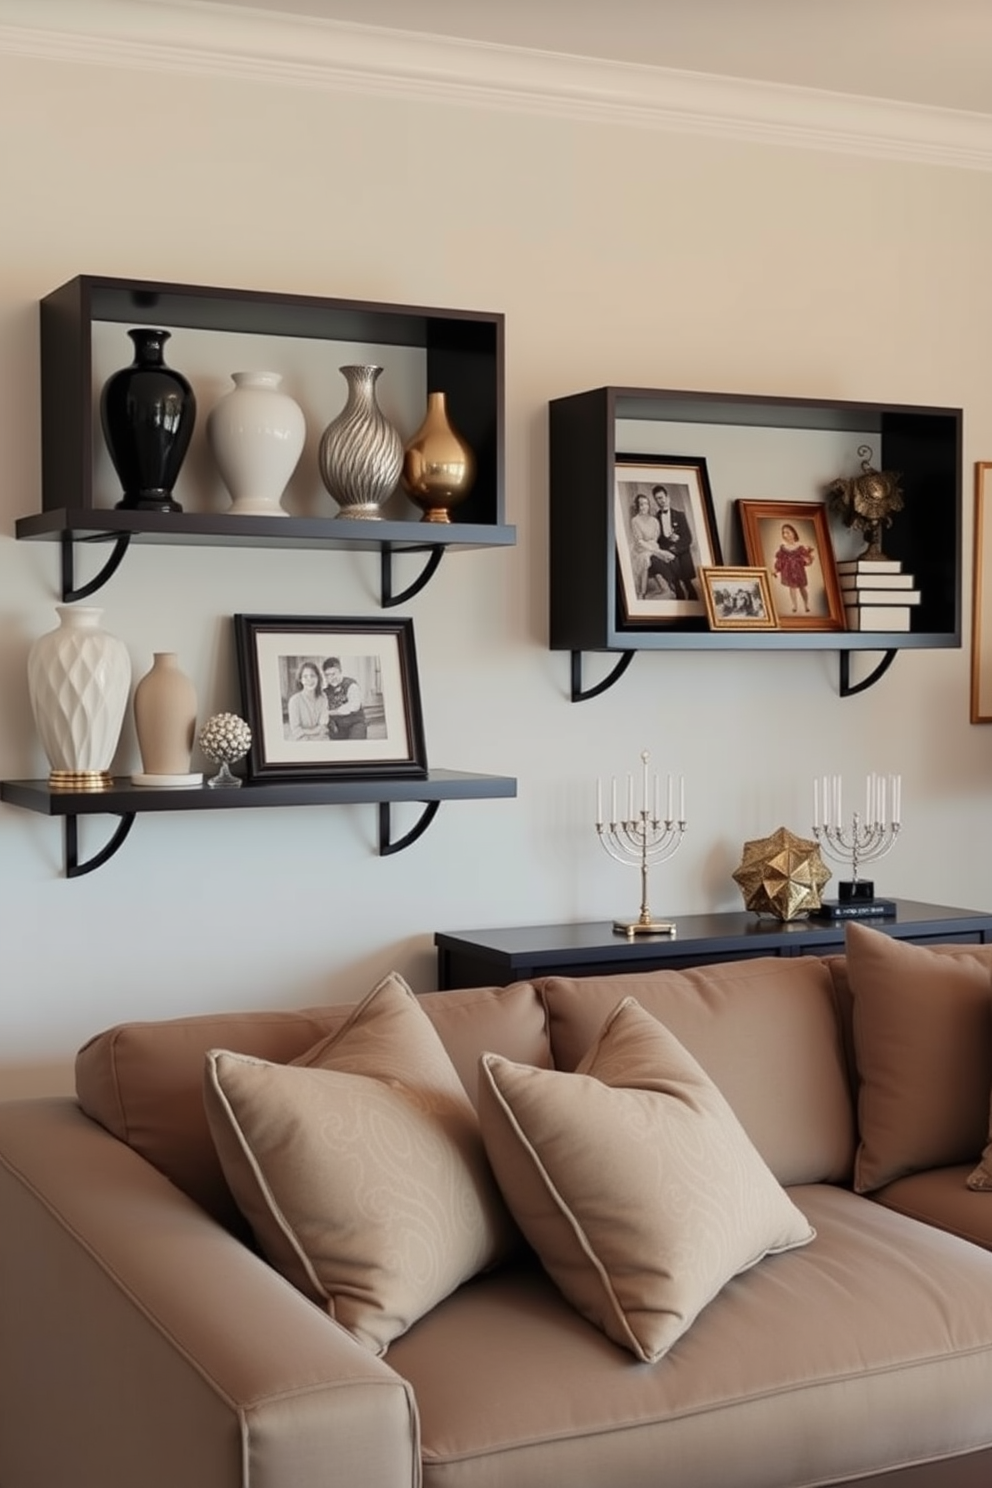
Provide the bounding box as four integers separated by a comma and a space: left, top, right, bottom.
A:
64, 813, 136, 878
61, 531, 132, 602
380, 545, 445, 608
570, 650, 635, 702
838, 648, 898, 697
378, 799, 441, 855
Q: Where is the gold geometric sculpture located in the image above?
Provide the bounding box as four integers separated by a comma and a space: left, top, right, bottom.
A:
732, 826, 831, 921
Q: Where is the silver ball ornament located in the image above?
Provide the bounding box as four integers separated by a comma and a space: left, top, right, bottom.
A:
198, 712, 252, 765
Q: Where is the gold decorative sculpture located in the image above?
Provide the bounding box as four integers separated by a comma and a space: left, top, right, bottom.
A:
732, 826, 831, 921
825, 445, 904, 562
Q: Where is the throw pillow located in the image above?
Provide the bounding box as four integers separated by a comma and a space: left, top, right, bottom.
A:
844, 923, 992, 1194
203, 971, 516, 1354
477, 995, 814, 1363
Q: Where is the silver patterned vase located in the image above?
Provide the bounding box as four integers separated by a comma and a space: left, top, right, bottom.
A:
318, 365, 403, 520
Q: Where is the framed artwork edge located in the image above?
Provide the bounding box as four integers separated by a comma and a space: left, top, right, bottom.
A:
233, 613, 428, 782
737, 498, 847, 632
700, 566, 779, 631
971, 461, 992, 723
614, 452, 723, 627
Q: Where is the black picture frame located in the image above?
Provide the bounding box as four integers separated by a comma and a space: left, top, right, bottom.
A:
614, 454, 722, 625
234, 614, 428, 782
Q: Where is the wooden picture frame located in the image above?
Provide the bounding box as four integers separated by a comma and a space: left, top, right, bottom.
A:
737, 500, 846, 631
614, 455, 722, 625
234, 614, 428, 782
971, 462, 992, 722
700, 567, 779, 630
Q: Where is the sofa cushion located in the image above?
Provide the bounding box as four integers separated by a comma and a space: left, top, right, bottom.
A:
872, 1164, 992, 1250
477, 996, 814, 1363
843, 923, 992, 1193
203, 972, 517, 1354
541, 954, 855, 1185
75, 977, 547, 1231
387, 1184, 992, 1488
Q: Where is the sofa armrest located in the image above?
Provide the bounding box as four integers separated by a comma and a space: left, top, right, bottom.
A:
0, 1098, 419, 1488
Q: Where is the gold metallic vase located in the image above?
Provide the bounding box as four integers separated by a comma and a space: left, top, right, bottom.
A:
401, 391, 476, 523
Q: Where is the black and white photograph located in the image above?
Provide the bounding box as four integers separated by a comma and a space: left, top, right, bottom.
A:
234, 615, 428, 782
700, 567, 779, 631
614, 456, 722, 624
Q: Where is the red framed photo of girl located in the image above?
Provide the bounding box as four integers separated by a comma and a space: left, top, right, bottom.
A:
737, 500, 846, 631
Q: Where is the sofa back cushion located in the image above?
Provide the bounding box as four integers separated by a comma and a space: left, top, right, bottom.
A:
838, 924, 992, 1193
76, 978, 547, 1232
541, 955, 855, 1185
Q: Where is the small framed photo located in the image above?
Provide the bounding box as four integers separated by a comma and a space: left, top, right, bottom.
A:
700, 567, 779, 630
737, 500, 846, 631
234, 615, 428, 782
615, 455, 722, 625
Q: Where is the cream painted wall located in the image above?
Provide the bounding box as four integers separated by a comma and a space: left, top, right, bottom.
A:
2, 28, 992, 1097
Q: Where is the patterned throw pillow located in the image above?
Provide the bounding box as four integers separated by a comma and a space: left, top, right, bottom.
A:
477, 995, 814, 1363
204, 972, 516, 1354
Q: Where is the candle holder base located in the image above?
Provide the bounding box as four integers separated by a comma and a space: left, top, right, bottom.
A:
812, 897, 897, 921
839, 879, 875, 902
613, 917, 677, 939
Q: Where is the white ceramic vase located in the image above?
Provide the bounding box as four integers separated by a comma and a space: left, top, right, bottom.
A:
26, 606, 131, 787
206, 371, 306, 517
132, 652, 201, 786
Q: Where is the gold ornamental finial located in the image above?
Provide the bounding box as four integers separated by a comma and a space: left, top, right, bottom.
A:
825, 445, 904, 562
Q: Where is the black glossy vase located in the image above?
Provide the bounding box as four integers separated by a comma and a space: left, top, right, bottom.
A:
100, 328, 196, 512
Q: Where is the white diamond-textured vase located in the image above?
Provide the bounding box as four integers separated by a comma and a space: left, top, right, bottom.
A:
27, 606, 131, 787
318, 364, 403, 520
206, 370, 306, 517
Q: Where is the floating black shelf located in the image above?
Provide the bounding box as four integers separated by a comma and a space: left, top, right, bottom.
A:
0, 769, 517, 877
15, 510, 517, 605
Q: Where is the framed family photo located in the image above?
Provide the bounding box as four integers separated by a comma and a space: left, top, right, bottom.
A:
614, 455, 722, 624
737, 500, 846, 631
700, 567, 779, 631
234, 615, 428, 782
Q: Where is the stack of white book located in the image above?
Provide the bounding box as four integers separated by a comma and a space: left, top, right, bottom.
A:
838, 557, 920, 632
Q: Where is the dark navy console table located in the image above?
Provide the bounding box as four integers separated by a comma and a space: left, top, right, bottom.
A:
435, 900, 992, 989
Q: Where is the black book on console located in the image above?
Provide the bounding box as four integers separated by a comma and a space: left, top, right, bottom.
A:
816, 898, 897, 920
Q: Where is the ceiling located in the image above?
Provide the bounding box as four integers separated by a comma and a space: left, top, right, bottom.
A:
184, 0, 992, 116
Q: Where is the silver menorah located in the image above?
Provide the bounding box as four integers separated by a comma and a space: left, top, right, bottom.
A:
812, 772, 902, 904
597, 750, 686, 937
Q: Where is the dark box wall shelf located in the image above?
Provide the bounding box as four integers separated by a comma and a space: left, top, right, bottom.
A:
19, 275, 515, 602
549, 386, 961, 695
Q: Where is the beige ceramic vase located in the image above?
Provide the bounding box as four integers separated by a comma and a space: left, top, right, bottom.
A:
132, 652, 201, 785
401, 391, 476, 523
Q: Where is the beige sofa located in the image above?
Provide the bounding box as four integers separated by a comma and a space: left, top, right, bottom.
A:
4, 921, 992, 1488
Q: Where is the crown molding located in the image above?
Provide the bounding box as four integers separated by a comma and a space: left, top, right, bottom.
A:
2, 0, 992, 171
